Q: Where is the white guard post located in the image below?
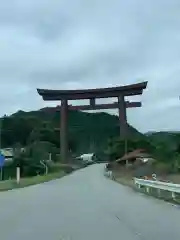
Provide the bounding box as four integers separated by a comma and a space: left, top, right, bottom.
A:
16, 167, 20, 184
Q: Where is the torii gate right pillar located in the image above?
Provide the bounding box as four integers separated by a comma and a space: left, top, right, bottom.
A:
118, 95, 128, 138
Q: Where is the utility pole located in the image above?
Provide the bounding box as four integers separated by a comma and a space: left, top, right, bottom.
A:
125, 138, 128, 167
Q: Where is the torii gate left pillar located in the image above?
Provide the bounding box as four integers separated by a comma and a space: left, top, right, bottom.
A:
60, 99, 68, 162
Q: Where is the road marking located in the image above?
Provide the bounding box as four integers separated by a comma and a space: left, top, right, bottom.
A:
115, 215, 148, 240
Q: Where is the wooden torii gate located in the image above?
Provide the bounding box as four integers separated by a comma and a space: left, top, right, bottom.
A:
37, 81, 147, 162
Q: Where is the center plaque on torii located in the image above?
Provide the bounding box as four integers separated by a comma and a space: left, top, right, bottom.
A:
37, 81, 147, 162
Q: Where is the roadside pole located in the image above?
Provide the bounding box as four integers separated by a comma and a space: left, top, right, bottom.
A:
16, 167, 20, 184
40, 160, 48, 175
0, 167, 2, 181
49, 153, 52, 161
125, 138, 128, 167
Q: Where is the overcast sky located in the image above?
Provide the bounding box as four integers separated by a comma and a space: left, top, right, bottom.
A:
0, 0, 180, 132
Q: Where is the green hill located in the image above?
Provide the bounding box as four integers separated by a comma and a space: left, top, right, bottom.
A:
2, 107, 142, 154
147, 131, 180, 152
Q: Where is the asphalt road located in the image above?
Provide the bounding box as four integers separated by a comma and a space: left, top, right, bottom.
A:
1, 164, 180, 240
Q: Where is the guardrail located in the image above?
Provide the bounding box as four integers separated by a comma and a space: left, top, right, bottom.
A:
134, 178, 180, 200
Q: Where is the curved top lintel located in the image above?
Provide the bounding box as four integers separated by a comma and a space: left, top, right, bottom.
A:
37, 81, 147, 100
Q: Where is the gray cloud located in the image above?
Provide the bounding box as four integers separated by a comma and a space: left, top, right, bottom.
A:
0, 0, 180, 132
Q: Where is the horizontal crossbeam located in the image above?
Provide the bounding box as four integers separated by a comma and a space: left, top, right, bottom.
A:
67, 102, 141, 110
51, 101, 141, 111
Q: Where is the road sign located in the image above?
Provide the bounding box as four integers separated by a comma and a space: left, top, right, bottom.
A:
0, 153, 5, 168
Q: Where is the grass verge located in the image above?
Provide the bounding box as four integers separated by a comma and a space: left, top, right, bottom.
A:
0, 171, 66, 192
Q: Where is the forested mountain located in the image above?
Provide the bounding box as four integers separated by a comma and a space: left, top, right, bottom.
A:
1, 107, 142, 154
146, 132, 180, 152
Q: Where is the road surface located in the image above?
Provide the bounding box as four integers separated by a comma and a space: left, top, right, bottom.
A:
0, 164, 180, 239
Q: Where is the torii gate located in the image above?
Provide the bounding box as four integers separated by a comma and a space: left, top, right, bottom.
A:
37, 81, 147, 162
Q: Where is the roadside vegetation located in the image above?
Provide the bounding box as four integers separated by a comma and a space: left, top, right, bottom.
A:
105, 134, 180, 204
105, 134, 180, 176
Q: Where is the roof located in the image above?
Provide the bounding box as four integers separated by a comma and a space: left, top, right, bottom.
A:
116, 149, 150, 162
37, 81, 148, 101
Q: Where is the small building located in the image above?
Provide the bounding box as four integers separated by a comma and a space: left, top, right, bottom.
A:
116, 149, 154, 166
115, 149, 155, 178
76, 153, 96, 164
